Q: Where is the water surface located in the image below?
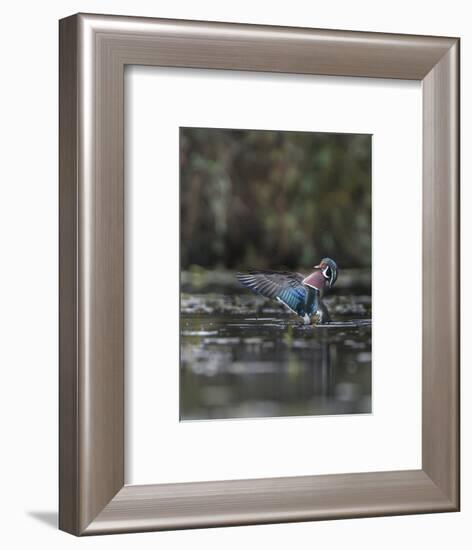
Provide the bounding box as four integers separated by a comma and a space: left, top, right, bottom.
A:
180, 271, 371, 420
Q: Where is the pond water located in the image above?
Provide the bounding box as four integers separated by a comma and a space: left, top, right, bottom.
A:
180, 271, 372, 420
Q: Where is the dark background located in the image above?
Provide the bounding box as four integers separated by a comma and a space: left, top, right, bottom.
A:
180, 127, 371, 271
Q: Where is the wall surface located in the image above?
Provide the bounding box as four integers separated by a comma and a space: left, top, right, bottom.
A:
0, 1, 469, 548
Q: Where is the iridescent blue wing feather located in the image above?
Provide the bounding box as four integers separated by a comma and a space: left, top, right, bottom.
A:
236, 271, 317, 317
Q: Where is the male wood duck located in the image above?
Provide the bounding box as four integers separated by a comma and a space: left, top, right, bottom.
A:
237, 258, 338, 325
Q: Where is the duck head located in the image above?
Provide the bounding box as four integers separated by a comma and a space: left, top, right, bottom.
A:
314, 258, 338, 288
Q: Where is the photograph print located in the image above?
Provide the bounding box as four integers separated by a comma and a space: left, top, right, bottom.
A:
180, 127, 372, 420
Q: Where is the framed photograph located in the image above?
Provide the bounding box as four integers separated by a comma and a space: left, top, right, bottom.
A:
59, 13, 460, 535
179, 126, 372, 421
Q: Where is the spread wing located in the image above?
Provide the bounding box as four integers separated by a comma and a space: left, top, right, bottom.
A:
236, 271, 308, 316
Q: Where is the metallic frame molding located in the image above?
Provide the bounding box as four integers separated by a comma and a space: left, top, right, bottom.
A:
59, 13, 460, 536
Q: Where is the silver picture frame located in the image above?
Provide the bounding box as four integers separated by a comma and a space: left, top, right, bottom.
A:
59, 13, 460, 535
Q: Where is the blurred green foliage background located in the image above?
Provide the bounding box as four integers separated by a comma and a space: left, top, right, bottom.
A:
180, 127, 371, 270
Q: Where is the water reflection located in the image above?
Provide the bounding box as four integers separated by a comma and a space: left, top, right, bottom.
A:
180, 276, 371, 420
